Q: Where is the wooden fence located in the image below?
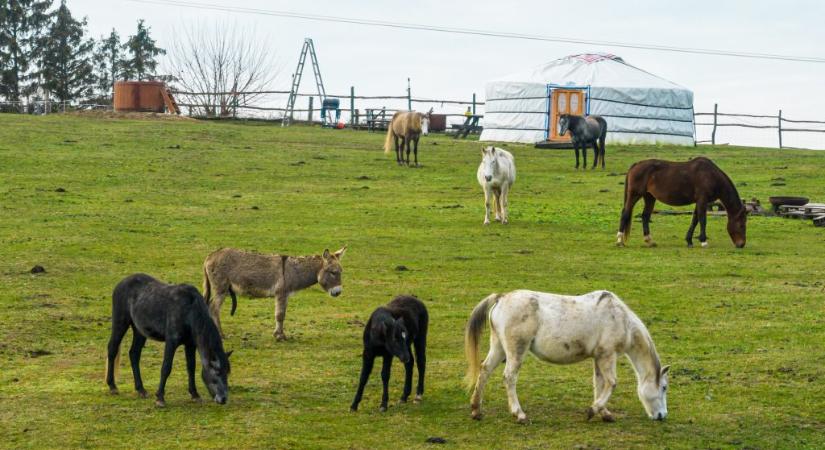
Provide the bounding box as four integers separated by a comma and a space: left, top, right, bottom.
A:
695, 103, 825, 149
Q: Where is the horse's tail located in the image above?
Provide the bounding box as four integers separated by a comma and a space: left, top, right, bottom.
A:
465, 293, 500, 391
105, 348, 120, 383
202, 264, 211, 304
598, 117, 607, 153
228, 286, 237, 316
383, 118, 395, 154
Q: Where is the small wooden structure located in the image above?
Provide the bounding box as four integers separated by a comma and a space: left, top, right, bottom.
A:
536, 88, 586, 149
114, 81, 179, 114
452, 115, 483, 139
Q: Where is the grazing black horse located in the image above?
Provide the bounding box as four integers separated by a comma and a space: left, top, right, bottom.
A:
105, 273, 231, 407
559, 114, 608, 169
351, 295, 428, 412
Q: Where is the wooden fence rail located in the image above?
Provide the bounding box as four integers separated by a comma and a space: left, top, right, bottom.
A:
695, 103, 825, 148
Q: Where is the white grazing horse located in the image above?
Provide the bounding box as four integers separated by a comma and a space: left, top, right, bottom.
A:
477, 146, 516, 224
465, 290, 669, 424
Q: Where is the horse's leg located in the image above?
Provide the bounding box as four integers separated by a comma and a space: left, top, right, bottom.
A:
591, 141, 599, 169
106, 316, 130, 394
273, 292, 289, 341
413, 136, 420, 167
155, 340, 179, 407
401, 345, 414, 402
493, 188, 502, 222
405, 136, 412, 166
502, 337, 529, 423
483, 186, 492, 225
185, 343, 200, 401
395, 136, 403, 165
600, 137, 606, 169
379, 354, 392, 412
208, 293, 225, 337
589, 353, 618, 422
128, 329, 148, 398
413, 335, 426, 403
471, 332, 505, 420
617, 193, 642, 246
574, 144, 580, 169
591, 360, 606, 414
642, 193, 657, 247
697, 200, 710, 247
685, 208, 699, 247
582, 144, 588, 169
350, 351, 375, 411
500, 184, 510, 224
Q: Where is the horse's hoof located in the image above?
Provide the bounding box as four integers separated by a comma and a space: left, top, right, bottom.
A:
502, 219, 509, 225
379, 406, 387, 413
483, 220, 490, 225
350, 407, 358, 413
616, 241, 625, 248
136, 389, 148, 398
274, 332, 287, 341
586, 407, 596, 421
155, 399, 166, 408
471, 410, 482, 420
602, 412, 616, 423
687, 243, 694, 248
399, 398, 408, 404
108, 387, 119, 395
413, 395, 422, 404
516, 415, 529, 424
701, 241, 709, 248
191, 395, 202, 403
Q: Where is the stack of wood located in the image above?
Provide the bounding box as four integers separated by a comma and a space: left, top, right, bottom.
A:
777, 202, 825, 226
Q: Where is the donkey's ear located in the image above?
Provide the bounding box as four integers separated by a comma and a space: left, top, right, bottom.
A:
334, 246, 347, 259
226, 350, 233, 359
323, 248, 331, 259
661, 365, 670, 376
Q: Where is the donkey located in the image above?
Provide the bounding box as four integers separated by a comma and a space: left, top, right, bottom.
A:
203, 246, 346, 340
383, 110, 430, 167
105, 273, 231, 407
351, 295, 428, 412
559, 114, 608, 169
465, 290, 669, 423
477, 146, 516, 225
617, 157, 747, 248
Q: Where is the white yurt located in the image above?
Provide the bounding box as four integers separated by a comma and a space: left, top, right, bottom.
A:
479, 53, 695, 146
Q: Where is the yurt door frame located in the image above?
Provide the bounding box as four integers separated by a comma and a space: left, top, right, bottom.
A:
545, 85, 590, 141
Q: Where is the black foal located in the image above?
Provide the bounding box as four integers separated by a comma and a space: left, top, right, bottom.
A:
351, 295, 428, 412
105, 273, 231, 407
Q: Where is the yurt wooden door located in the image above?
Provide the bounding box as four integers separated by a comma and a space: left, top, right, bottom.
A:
549, 89, 586, 141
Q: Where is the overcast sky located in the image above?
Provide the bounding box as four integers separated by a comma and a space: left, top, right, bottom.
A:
72, 0, 825, 148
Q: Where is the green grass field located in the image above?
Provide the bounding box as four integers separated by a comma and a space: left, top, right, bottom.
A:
1, 113, 824, 449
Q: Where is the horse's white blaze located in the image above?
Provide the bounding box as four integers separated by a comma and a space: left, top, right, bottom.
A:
477, 146, 516, 225
470, 290, 668, 421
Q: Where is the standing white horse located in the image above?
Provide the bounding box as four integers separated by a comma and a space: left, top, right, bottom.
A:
477, 146, 516, 225
465, 290, 669, 423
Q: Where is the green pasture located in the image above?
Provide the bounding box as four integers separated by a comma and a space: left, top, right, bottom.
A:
0, 113, 823, 449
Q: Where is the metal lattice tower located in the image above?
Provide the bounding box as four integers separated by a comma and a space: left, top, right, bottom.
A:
283, 38, 327, 127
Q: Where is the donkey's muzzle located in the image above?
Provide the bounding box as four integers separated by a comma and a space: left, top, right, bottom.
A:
329, 286, 342, 297
485, 175, 492, 182
215, 395, 227, 405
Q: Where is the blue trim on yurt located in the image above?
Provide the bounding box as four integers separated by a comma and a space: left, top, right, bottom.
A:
545, 84, 591, 139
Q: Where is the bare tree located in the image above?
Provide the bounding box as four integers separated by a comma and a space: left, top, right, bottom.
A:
166, 21, 279, 118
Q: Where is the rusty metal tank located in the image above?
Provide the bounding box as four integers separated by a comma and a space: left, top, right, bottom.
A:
113, 81, 166, 112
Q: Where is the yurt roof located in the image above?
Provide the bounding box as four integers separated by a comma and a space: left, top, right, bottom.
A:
492, 53, 688, 90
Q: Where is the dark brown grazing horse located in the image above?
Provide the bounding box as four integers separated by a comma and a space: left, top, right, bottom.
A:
616, 157, 747, 248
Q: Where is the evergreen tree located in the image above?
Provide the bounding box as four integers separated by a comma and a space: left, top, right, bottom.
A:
0, 0, 53, 101
40, 0, 93, 102
93, 28, 121, 98
122, 19, 164, 81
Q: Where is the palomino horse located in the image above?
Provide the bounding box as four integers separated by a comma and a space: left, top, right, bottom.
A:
106, 274, 231, 407
617, 157, 747, 248
559, 114, 608, 169
477, 146, 516, 225
383, 110, 430, 166
465, 290, 669, 423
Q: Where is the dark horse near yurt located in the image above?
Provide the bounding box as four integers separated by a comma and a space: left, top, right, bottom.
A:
105, 273, 232, 407
559, 114, 608, 169
616, 157, 747, 248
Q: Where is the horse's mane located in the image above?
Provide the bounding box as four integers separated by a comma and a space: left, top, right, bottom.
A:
628, 314, 662, 384
191, 293, 229, 369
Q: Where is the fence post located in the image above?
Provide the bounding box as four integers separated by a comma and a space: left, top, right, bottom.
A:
350, 86, 355, 127
778, 109, 783, 149
711, 103, 718, 146
472, 93, 476, 115
308, 96, 314, 123
407, 77, 412, 111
